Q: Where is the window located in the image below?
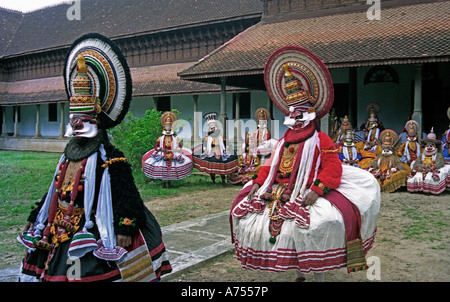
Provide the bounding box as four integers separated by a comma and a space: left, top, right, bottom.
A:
364, 66, 399, 85
48, 103, 58, 122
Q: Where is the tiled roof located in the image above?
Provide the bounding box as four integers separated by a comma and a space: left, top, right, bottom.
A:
179, 1, 450, 86
0, 8, 22, 57
1, 0, 262, 57
0, 62, 246, 105
131, 62, 246, 97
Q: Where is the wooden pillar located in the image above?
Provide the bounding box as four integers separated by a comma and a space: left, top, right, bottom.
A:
35, 104, 42, 138
219, 77, 228, 138
59, 102, 66, 138
13, 106, 19, 137
412, 64, 423, 139
192, 94, 201, 146
234, 93, 241, 151
1, 106, 7, 137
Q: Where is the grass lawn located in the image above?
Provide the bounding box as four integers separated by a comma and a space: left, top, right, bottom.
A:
0, 150, 231, 269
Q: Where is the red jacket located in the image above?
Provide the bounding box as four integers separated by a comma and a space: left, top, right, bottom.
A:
253, 125, 342, 196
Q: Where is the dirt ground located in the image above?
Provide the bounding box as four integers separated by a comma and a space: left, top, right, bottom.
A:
164, 188, 450, 282
5, 181, 449, 282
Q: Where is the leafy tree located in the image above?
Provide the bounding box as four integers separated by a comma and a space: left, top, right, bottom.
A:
108, 109, 162, 170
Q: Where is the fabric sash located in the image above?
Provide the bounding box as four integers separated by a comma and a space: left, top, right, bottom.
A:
67, 147, 102, 258
93, 164, 127, 261
324, 190, 367, 273
116, 230, 156, 282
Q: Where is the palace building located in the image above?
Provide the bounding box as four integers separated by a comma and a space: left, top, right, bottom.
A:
1, 0, 449, 152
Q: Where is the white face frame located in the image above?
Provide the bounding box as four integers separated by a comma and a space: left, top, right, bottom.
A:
65, 114, 98, 138
283, 106, 316, 130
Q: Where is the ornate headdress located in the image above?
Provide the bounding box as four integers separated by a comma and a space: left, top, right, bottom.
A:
64, 33, 132, 129
366, 103, 380, 116
254, 108, 271, 121
344, 129, 355, 142
420, 127, 441, 146
160, 111, 177, 127
379, 129, 398, 149
203, 112, 218, 125
404, 120, 419, 136
264, 46, 334, 119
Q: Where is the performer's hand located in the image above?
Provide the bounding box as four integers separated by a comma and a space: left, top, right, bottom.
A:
116, 234, 132, 248
23, 221, 34, 232
303, 191, 319, 206
247, 183, 260, 198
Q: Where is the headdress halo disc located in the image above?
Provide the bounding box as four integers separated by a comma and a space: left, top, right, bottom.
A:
64, 33, 132, 129
264, 46, 334, 119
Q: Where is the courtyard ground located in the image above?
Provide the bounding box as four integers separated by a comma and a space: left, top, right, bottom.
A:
159, 187, 450, 282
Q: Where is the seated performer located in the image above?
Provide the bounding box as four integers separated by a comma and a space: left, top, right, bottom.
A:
192, 112, 238, 183
228, 130, 261, 185
142, 111, 193, 187
231, 46, 380, 282
358, 102, 385, 133
397, 120, 422, 168
328, 108, 340, 143
333, 115, 353, 145
442, 108, 450, 188
338, 130, 362, 167
17, 34, 171, 282
442, 107, 450, 164
228, 108, 274, 185
407, 128, 449, 195
355, 113, 382, 169
368, 129, 410, 193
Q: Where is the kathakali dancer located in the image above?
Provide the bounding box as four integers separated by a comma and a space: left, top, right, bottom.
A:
338, 130, 362, 168
332, 115, 353, 145
17, 33, 172, 282
358, 103, 385, 134
368, 129, 410, 193
397, 120, 422, 168
231, 46, 380, 282
442, 108, 450, 188
407, 128, 449, 195
142, 111, 193, 187
192, 112, 238, 183
228, 108, 275, 185
355, 112, 382, 169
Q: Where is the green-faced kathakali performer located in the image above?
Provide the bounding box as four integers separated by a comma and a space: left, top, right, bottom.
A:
17, 33, 172, 282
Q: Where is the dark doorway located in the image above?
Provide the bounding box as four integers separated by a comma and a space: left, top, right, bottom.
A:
422, 79, 448, 137
332, 83, 350, 123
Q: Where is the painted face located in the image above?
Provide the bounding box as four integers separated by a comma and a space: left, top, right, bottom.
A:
344, 138, 354, 146
424, 142, 437, 155
283, 106, 316, 131
258, 120, 267, 128
65, 114, 98, 138
162, 124, 173, 135
407, 134, 417, 141
381, 147, 393, 156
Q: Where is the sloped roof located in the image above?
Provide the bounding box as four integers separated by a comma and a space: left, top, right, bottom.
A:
1, 0, 263, 58
0, 8, 22, 57
179, 1, 450, 89
0, 61, 247, 105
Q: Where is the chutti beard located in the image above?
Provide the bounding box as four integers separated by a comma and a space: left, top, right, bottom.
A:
65, 115, 99, 139
283, 107, 316, 131
64, 129, 105, 161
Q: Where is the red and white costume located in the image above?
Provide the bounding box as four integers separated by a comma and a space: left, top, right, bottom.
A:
230, 46, 380, 277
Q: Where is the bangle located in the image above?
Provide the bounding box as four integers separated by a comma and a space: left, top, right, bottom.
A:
119, 217, 136, 227
313, 179, 329, 194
